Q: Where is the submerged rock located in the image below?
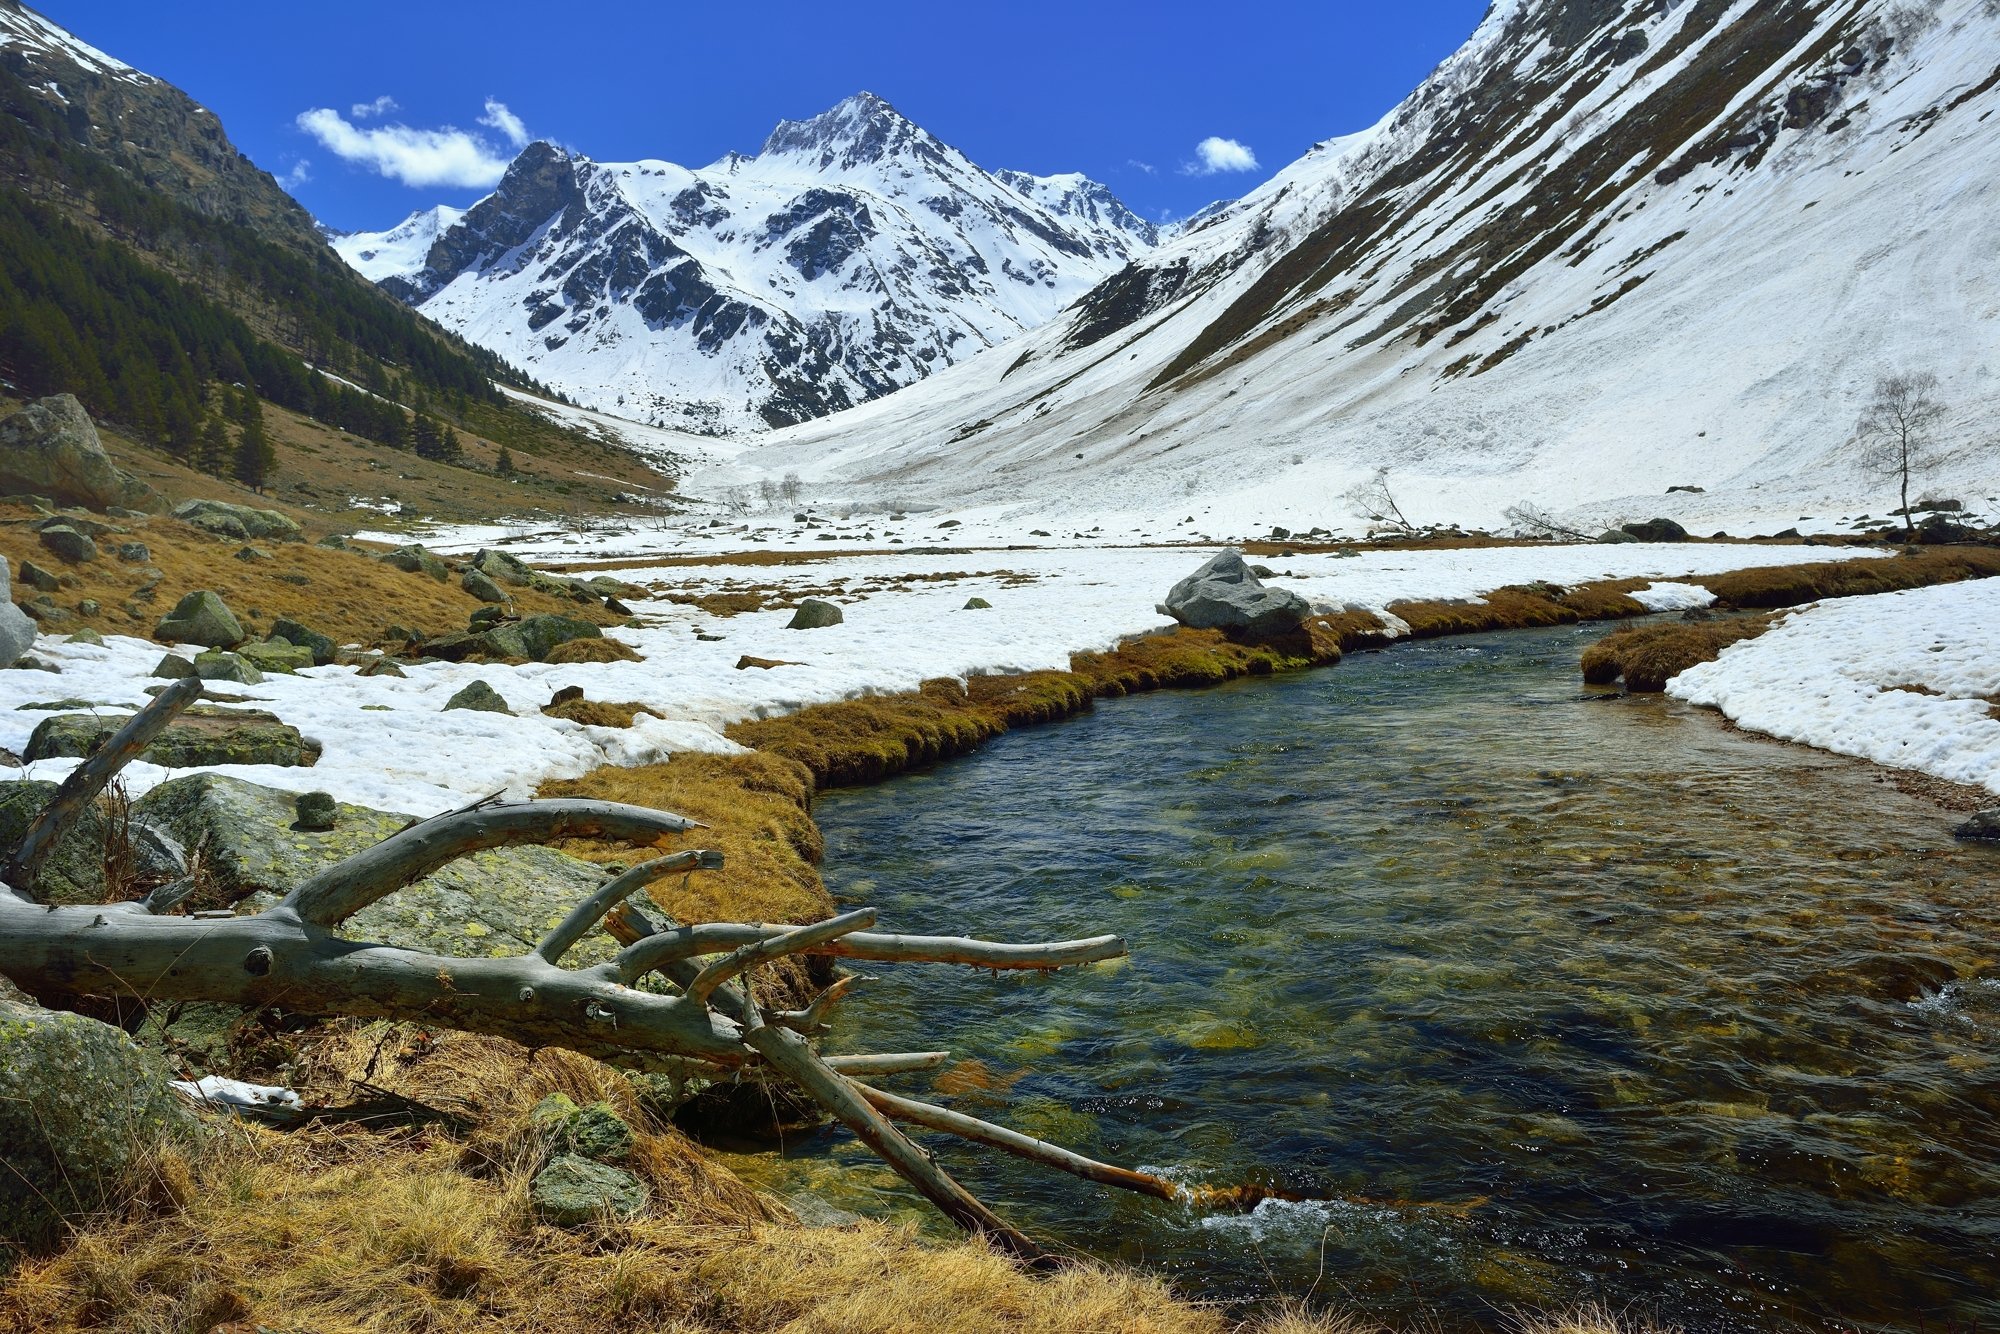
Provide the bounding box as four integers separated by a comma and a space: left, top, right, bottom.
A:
1160, 549, 1309, 637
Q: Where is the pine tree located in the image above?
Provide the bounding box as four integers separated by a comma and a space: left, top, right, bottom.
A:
495, 445, 515, 476
196, 414, 231, 476
233, 398, 276, 491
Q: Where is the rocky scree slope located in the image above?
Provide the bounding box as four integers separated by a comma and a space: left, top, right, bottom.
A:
336, 93, 1157, 434
723, 0, 2000, 535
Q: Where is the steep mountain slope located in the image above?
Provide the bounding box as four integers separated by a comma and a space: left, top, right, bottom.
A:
0, 1, 648, 492
336, 94, 1156, 434
721, 0, 2000, 536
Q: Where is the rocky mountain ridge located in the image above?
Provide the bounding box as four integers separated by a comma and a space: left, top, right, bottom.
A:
335, 93, 1157, 433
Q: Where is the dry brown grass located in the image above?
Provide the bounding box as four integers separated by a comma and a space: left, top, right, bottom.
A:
1696, 546, 2000, 608
1386, 581, 1650, 638
542, 697, 664, 728
544, 636, 644, 664
539, 751, 830, 929
0, 501, 612, 647
1580, 618, 1774, 692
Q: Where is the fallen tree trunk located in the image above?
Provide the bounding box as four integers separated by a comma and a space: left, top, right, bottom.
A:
0, 678, 1198, 1259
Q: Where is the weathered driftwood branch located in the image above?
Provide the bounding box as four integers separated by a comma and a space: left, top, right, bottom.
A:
0, 679, 1231, 1260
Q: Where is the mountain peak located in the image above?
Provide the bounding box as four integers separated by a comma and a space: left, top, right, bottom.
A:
759, 92, 941, 170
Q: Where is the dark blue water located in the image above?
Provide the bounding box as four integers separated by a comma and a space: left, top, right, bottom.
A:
757, 623, 2000, 1331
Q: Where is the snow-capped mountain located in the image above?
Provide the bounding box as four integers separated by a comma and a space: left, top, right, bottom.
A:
719, 0, 2000, 536
337, 93, 1156, 433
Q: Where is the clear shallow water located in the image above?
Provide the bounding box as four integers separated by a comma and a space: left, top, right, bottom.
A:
733, 623, 2000, 1330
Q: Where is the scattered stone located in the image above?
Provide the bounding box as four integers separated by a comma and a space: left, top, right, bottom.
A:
293, 790, 338, 831
530, 1154, 649, 1227
469, 548, 536, 586
469, 605, 509, 631
65, 626, 102, 647
549, 684, 585, 707
603, 596, 633, 617
786, 598, 844, 630
192, 650, 265, 685
383, 624, 419, 644
379, 544, 448, 582
0, 780, 113, 903
1621, 518, 1689, 543
0, 394, 160, 512
1596, 529, 1642, 544
962, 597, 992, 610
235, 639, 314, 674
22, 600, 72, 627
462, 569, 509, 603
233, 545, 272, 562
1955, 810, 2000, 842
17, 560, 61, 592
1159, 549, 1310, 637
76, 599, 98, 618
531, 1093, 636, 1161
172, 498, 301, 543
355, 656, 406, 678
0, 989, 194, 1251
269, 618, 337, 666
25, 706, 317, 769
936, 519, 961, 529
154, 591, 244, 648
443, 680, 512, 714
1666, 485, 1706, 495
734, 655, 798, 670
315, 533, 349, 549
508, 614, 603, 661
1249, 564, 1277, 578
152, 653, 196, 679
37, 524, 97, 563
0, 558, 39, 666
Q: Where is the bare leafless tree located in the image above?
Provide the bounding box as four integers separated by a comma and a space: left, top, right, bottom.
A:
1855, 371, 1950, 541
1503, 502, 1593, 543
778, 472, 804, 506
1341, 467, 1418, 535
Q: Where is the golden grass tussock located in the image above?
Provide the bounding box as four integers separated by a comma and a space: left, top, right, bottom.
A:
542, 697, 663, 727
544, 635, 645, 663
1696, 545, 2000, 608
1385, 581, 1650, 638
0, 501, 611, 647
1580, 618, 1775, 692
539, 751, 830, 929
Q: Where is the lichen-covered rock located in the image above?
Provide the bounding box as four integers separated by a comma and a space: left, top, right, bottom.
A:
136, 775, 614, 957
532, 1094, 636, 1161
115, 541, 151, 563
0, 992, 194, 1251
462, 570, 509, 604
511, 615, 601, 661
0, 394, 160, 512
444, 680, 512, 714
0, 558, 38, 667
379, 544, 448, 582
36, 524, 96, 564
172, 498, 301, 543
235, 639, 314, 674
193, 649, 264, 684
470, 548, 537, 586
293, 790, 337, 831
530, 1154, 649, 1227
151, 652, 196, 680
270, 618, 337, 666
154, 590, 244, 647
0, 780, 105, 904
786, 598, 844, 630
16, 559, 61, 592
1160, 549, 1309, 637
962, 597, 992, 610
25, 706, 318, 769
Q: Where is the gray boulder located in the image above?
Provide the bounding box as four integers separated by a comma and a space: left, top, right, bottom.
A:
171, 498, 302, 543
151, 652, 196, 679
0, 558, 38, 667
235, 639, 314, 674
293, 790, 337, 831
470, 548, 536, 586
136, 774, 617, 958
192, 649, 264, 685
444, 679, 513, 714
270, 618, 338, 666
26, 705, 317, 769
1955, 810, 2000, 842
0, 990, 195, 1251
962, 597, 992, 611
530, 1154, 649, 1227
1621, 517, 1690, 543
0, 394, 160, 512
511, 614, 601, 660
154, 590, 244, 647
16, 559, 61, 592
1159, 549, 1310, 637
0, 780, 107, 904
36, 524, 96, 564
379, 544, 449, 582
463, 569, 510, 603
1596, 529, 1643, 544
115, 541, 150, 563
787, 598, 844, 630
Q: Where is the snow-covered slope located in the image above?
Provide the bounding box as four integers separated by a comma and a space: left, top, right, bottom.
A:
720, 0, 2000, 537
337, 93, 1156, 434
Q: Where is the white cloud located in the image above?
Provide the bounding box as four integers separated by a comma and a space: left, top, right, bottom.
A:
295, 105, 522, 189
349, 94, 399, 120
1182, 136, 1259, 176
279, 158, 311, 190
477, 98, 529, 148
1127, 158, 1157, 175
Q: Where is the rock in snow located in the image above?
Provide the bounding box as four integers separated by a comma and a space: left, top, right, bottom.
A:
1160, 550, 1311, 637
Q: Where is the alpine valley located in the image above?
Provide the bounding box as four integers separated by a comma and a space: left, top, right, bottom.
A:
335, 94, 1159, 434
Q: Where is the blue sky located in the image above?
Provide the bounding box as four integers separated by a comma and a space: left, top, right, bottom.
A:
40, 1, 1489, 232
